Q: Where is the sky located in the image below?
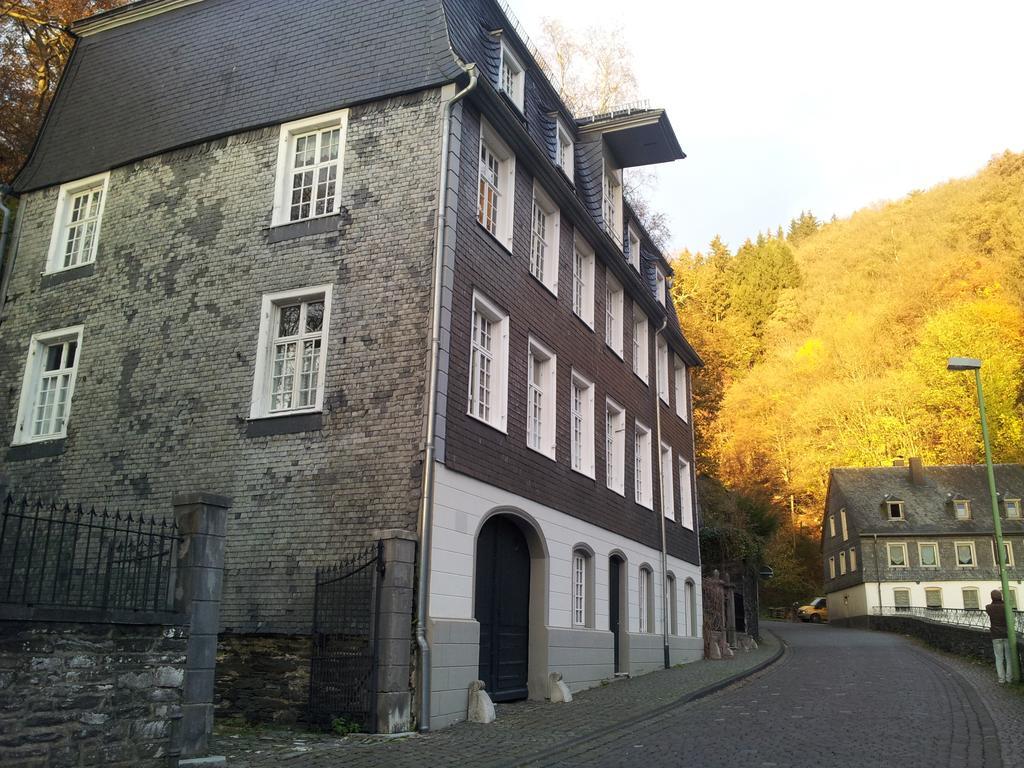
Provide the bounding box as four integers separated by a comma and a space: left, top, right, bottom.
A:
510, 0, 1024, 255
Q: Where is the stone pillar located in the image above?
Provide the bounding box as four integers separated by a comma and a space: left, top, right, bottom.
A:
172, 492, 231, 759
372, 529, 416, 734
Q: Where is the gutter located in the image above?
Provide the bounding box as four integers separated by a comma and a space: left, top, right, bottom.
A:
415, 63, 478, 734
654, 316, 670, 669
0, 185, 17, 316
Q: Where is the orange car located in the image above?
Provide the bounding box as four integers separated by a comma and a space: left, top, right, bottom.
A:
798, 597, 829, 623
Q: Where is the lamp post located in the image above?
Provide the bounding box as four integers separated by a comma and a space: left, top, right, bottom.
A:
947, 356, 1020, 682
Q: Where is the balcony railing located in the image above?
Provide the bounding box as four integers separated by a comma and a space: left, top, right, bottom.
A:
872, 605, 1024, 636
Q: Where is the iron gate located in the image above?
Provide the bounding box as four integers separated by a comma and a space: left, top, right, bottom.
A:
308, 542, 384, 731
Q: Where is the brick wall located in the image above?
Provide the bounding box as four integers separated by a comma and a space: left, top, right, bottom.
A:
0, 89, 444, 634
441, 102, 699, 564
0, 617, 187, 767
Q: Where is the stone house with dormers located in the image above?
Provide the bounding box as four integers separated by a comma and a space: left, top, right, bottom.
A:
822, 458, 1024, 627
0, 0, 703, 731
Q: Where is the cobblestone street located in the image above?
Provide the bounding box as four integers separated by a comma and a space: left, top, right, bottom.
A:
213, 622, 1024, 767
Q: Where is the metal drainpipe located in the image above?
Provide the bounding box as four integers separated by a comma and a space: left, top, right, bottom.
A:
415, 64, 478, 734
0, 185, 16, 315
654, 316, 670, 668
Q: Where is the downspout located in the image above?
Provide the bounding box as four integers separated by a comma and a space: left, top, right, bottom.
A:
0, 185, 16, 316
416, 64, 478, 733
654, 316, 670, 669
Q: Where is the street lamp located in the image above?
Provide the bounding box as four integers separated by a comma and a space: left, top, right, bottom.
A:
947, 356, 1020, 682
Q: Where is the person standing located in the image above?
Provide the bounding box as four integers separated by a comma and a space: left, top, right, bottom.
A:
986, 589, 1012, 683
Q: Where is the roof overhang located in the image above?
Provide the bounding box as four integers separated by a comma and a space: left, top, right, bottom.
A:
72, 0, 203, 37
577, 108, 685, 168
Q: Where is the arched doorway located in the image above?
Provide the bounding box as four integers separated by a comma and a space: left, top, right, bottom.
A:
608, 553, 628, 673
475, 515, 531, 701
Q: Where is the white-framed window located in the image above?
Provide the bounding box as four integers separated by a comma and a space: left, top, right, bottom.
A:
829, 515, 836, 538
526, 337, 557, 459
634, 420, 653, 508
632, 306, 649, 384
570, 371, 595, 478
925, 588, 943, 610
468, 291, 510, 432
572, 548, 592, 627
626, 224, 641, 271
660, 442, 674, 521
963, 588, 980, 611
572, 236, 595, 328
655, 266, 667, 305
656, 337, 670, 403
840, 509, 848, 541
604, 273, 624, 357
894, 588, 911, 611
638, 566, 654, 633
674, 356, 688, 421
477, 118, 516, 250
530, 183, 560, 294
13, 326, 84, 444
886, 500, 905, 520
828, 556, 836, 579
498, 39, 525, 110
839, 550, 847, 575
603, 155, 622, 244
667, 574, 678, 635
849, 547, 857, 572
271, 110, 347, 226
679, 457, 694, 529
1006, 498, 1022, 519
918, 542, 939, 568
46, 173, 109, 273
887, 542, 908, 568
250, 286, 332, 418
605, 399, 626, 496
955, 540, 976, 568
953, 498, 972, 520
555, 118, 574, 178
992, 539, 1014, 568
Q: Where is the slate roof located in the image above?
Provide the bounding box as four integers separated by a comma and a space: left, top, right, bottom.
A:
829, 464, 1024, 537
14, 0, 463, 192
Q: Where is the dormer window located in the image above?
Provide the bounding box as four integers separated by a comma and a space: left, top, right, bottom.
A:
555, 119, 574, 178
627, 225, 641, 271
655, 266, 667, 304
885, 499, 905, 520
953, 498, 972, 520
1005, 498, 1021, 519
498, 40, 525, 111
602, 155, 622, 244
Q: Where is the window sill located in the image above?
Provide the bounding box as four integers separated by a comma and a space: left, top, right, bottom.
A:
605, 344, 623, 360
475, 221, 513, 254
571, 466, 595, 481
40, 262, 95, 289
7, 439, 67, 461
573, 312, 595, 332
633, 372, 649, 386
245, 412, 323, 437
467, 411, 508, 435
529, 273, 558, 299
267, 214, 341, 243
607, 485, 625, 498
527, 444, 556, 462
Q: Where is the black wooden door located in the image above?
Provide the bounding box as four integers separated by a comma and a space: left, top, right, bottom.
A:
734, 591, 746, 633
609, 556, 621, 673
475, 517, 530, 701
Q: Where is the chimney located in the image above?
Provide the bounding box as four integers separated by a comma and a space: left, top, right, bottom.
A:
892, 459, 905, 467
909, 456, 925, 485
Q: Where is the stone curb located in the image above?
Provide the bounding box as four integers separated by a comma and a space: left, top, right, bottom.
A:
503, 630, 788, 768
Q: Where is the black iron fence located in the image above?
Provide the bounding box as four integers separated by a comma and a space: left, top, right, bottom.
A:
0, 494, 180, 613
872, 605, 1024, 636
308, 542, 384, 732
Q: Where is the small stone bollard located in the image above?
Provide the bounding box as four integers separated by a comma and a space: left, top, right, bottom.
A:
467, 680, 495, 724
708, 641, 722, 660
548, 672, 572, 703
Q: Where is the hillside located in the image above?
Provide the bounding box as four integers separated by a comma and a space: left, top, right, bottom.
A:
671, 151, 1024, 598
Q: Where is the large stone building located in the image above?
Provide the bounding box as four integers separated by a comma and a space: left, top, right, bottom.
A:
823, 458, 1024, 627
0, 0, 703, 731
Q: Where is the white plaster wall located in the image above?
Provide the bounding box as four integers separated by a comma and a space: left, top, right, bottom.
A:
431, 464, 703, 637
829, 580, 1024, 616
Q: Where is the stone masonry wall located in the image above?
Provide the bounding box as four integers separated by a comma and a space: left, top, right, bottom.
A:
214, 634, 310, 724
0, 88, 444, 635
0, 618, 187, 767
870, 614, 1024, 669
